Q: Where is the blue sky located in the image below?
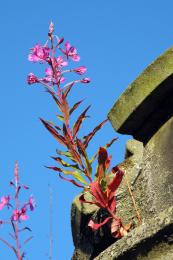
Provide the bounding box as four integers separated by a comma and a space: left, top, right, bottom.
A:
0, 0, 173, 259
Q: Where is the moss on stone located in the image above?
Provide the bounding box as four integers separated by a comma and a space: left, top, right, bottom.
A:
108, 47, 173, 134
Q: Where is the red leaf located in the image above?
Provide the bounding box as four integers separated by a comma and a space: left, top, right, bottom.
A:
90, 182, 108, 208
88, 217, 112, 230
63, 82, 74, 98
79, 194, 97, 205
83, 119, 108, 148
62, 124, 83, 167
98, 147, 108, 164
45, 166, 62, 172
76, 138, 92, 179
96, 147, 108, 181
40, 118, 66, 146
107, 196, 116, 214
111, 218, 121, 237
107, 167, 124, 200
47, 89, 62, 111
61, 92, 69, 125
73, 106, 91, 137
59, 173, 84, 188
70, 99, 84, 115
105, 138, 118, 148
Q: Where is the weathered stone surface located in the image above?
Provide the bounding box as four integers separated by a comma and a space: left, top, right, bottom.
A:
71, 47, 173, 259
108, 46, 173, 143
115, 139, 144, 225
94, 206, 173, 260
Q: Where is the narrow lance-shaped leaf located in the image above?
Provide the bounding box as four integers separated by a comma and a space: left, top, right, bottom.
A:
47, 164, 87, 185
69, 171, 88, 185
96, 147, 108, 182
83, 119, 108, 148
63, 124, 83, 167
73, 105, 91, 137
70, 99, 84, 115
45, 166, 63, 172
51, 156, 81, 171
89, 138, 118, 164
40, 118, 66, 146
47, 89, 62, 112
56, 149, 76, 162
61, 92, 69, 125
59, 173, 85, 188
56, 115, 64, 122
47, 120, 61, 131
90, 181, 108, 208
79, 194, 98, 205
63, 82, 74, 98
107, 166, 124, 200
76, 138, 92, 178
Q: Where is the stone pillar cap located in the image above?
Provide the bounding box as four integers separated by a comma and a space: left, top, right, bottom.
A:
108, 47, 173, 142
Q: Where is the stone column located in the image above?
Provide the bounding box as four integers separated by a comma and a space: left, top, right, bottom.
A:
72, 47, 173, 260
95, 46, 173, 259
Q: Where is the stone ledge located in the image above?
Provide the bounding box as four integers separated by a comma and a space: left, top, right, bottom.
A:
94, 206, 173, 260
108, 47, 173, 142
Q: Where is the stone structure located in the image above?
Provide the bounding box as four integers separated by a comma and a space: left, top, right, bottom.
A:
71, 47, 173, 259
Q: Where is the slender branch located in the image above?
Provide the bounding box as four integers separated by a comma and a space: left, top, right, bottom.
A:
24, 236, 33, 244
0, 237, 17, 257
124, 170, 142, 224
14, 161, 22, 260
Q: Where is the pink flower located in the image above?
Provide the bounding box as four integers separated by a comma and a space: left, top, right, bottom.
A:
20, 206, 29, 221
44, 68, 65, 83
56, 56, 68, 67
0, 196, 10, 210
73, 66, 87, 75
27, 73, 39, 85
28, 196, 35, 211
11, 206, 28, 222
61, 42, 80, 62
28, 44, 50, 63
80, 77, 91, 83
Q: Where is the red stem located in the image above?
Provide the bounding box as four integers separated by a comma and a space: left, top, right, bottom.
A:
14, 164, 22, 260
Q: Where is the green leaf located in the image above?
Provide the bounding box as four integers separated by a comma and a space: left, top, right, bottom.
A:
56, 115, 64, 122
62, 170, 88, 185
76, 138, 92, 177
51, 156, 81, 171
56, 149, 76, 162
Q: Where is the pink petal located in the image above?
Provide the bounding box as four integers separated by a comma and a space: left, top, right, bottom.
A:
45, 68, 53, 76
81, 78, 90, 83
20, 214, 29, 221
65, 42, 71, 51
71, 54, 80, 62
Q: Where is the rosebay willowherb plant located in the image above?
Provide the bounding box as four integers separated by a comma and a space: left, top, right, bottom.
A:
27, 22, 131, 238
0, 162, 35, 260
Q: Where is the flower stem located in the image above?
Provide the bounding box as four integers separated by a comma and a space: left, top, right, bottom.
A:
14, 162, 22, 260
